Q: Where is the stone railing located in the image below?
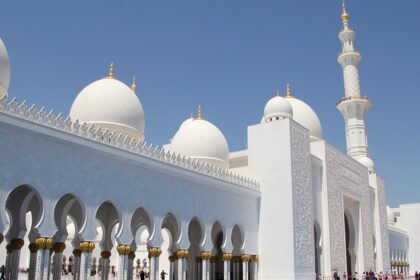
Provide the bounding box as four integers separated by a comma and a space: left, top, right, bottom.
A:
336, 95, 369, 106
0, 96, 260, 191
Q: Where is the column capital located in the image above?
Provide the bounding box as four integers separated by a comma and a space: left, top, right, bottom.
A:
241, 254, 251, 262
175, 249, 189, 259
117, 244, 131, 255
210, 256, 216, 263
53, 242, 66, 253
35, 237, 53, 250
9, 238, 25, 250
28, 243, 38, 253
73, 249, 82, 257
128, 251, 136, 260
148, 247, 162, 257
200, 251, 212, 260
196, 256, 202, 262
251, 255, 259, 262
223, 253, 233, 261
80, 241, 95, 253
101, 251, 111, 259
168, 255, 175, 262
232, 256, 241, 263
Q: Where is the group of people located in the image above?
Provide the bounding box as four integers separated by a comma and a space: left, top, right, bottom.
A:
328, 270, 413, 279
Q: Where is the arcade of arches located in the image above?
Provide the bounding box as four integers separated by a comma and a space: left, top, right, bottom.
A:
0, 185, 259, 280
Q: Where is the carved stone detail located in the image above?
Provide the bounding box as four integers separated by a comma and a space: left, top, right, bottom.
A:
291, 123, 314, 269
325, 144, 375, 272
377, 177, 391, 270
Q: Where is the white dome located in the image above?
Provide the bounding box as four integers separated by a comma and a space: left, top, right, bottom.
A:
169, 117, 229, 168
70, 77, 145, 141
286, 96, 323, 141
0, 38, 11, 98
261, 95, 293, 123
358, 156, 375, 172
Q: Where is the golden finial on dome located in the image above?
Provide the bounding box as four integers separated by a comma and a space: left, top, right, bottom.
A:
108, 62, 115, 79
276, 89, 280, 97
286, 82, 293, 98
131, 75, 137, 93
341, 0, 350, 22
197, 105, 203, 120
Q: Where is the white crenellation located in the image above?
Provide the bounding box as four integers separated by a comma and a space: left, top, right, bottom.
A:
0, 96, 260, 190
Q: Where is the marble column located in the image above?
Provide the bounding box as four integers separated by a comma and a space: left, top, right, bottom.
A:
52, 242, 66, 280
72, 249, 81, 280
168, 255, 175, 280
28, 243, 39, 280
200, 251, 211, 280
127, 251, 135, 280
241, 255, 250, 280
100, 251, 111, 280
79, 241, 95, 280
250, 255, 259, 280
148, 247, 162, 280
223, 253, 232, 280
196, 257, 202, 280
232, 256, 241, 280
34, 237, 54, 280
116, 244, 130, 280
175, 250, 188, 280
6, 238, 25, 280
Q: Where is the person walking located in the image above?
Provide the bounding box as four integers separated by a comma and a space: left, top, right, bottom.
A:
140, 269, 145, 280
0, 265, 5, 280
160, 270, 167, 280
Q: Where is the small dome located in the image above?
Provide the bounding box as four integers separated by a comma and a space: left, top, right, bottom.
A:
286, 95, 323, 141
358, 156, 375, 172
0, 38, 11, 98
169, 109, 229, 168
70, 70, 145, 141
261, 92, 293, 123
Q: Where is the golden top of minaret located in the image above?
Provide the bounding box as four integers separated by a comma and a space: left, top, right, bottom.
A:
341, 0, 350, 22
131, 76, 137, 93
197, 105, 203, 120
286, 82, 294, 98
108, 62, 114, 79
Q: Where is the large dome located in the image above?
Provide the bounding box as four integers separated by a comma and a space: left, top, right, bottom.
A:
70, 71, 145, 141
169, 109, 229, 168
286, 94, 323, 141
0, 38, 11, 98
261, 91, 293, 123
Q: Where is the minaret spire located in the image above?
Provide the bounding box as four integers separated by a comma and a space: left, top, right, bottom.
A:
336, 2, 374, 171
108, 62, 114, 79
197, 105, 203, 120
131, 75, 137, 93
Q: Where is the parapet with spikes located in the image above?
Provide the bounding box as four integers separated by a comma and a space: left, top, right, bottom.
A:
0, 96, 260, 191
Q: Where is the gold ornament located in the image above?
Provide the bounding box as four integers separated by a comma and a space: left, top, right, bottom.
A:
80, 241, 95, 253
73, 249, 82, 257
341, 0, 350, 22
28, 243, 38, 253
197, 105, 203, 120
109, 62, 115, 79
53, 242, 66, 253
101, 251, 111, 259
176, 249, 189, 259
128, 251, 136, 260
131, 76, 137, 93
148, 247, 162, 257
241, 254, 251, 262
200, 251, 212, 260
117, 244, 131, 255
223, 253, 233, 261
251, 255, 260, 262
9, 238, 25, 250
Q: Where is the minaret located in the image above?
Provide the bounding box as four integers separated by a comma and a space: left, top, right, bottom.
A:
336, 1, 374, 171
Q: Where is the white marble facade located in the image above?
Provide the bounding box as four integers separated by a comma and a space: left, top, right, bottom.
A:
0, 3, 417, 280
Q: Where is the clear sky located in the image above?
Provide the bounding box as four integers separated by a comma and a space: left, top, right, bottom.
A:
0, 1, 419, 207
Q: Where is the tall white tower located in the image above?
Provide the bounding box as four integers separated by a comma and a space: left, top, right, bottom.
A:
336, 1, 375, 172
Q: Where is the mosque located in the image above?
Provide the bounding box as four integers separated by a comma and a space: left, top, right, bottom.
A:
0, 2, 419, 280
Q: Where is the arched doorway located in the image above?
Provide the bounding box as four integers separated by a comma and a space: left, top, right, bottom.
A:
344, 212, 356, 276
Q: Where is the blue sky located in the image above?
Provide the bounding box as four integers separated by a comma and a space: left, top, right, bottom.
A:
1, 1, 419, 207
